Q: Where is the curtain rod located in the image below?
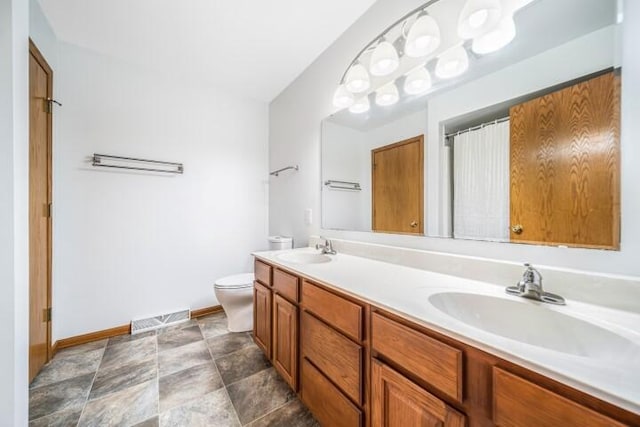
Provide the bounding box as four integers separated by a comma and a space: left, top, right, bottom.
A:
445, 116, 510, 139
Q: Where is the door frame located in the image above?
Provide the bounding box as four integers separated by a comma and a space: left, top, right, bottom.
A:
29, 39, 53, 362
371, 135, 425, 234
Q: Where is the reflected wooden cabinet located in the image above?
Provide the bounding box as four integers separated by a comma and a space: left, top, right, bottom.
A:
272, 294, 298, 389
372, 360, 465, 427
510, 71, 620, 249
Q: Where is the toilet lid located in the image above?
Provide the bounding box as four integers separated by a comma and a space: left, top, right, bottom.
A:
214, 273, 254, 289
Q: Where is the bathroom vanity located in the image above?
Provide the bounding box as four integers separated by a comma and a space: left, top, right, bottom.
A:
252, 246, 640, 427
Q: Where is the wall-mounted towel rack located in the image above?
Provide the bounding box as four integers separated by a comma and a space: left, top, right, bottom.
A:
324, 180, 361, 191
92, 154, 184, 174
270, 165, 299, 177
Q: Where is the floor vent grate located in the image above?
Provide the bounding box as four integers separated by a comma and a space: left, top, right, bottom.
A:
131, 309, 191, 335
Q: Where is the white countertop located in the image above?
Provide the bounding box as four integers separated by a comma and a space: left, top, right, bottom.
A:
253, 247, 640, 415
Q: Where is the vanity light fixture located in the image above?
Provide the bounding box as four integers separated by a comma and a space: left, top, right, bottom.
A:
472, 14, 516, 54
369, 40, 400, 76
344, 63, 370, 93
435, 45, 469, 79
458, 0, 503, 39
375, 82, 400, 106
349, 96, 370, 114
404, 14, 441, 58
332, 0, 521, 112
333, 84, 355, 108
404, 66, 432, 95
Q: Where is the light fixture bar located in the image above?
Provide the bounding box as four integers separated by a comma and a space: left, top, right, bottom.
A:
338, 0, 443, 84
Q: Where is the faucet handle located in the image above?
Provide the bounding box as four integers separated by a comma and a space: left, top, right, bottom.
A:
522, 263, 543, 288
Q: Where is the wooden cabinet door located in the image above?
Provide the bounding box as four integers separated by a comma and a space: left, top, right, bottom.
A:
253, 281, 272, 358
372, 360, 465, 427
510, 71, 620, 249
273, 294, 298, 390
372, 135, 424, 234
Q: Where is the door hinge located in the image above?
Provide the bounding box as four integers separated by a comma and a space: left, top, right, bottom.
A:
43, 307, 52, 322
46, 202, 52, 218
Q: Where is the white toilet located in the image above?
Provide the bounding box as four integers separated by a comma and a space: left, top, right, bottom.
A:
214, 236, 293, 332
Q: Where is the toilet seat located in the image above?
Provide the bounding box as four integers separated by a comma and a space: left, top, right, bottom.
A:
214, 273, 254, 290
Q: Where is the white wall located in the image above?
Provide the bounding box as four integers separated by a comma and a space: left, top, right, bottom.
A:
269, 0, 640, 276
53, 42, 269, 339
321, 121, 365, 230
0, 0, 29, 423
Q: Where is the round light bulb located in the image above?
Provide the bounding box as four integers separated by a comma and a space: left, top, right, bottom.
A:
344, 63, 370, 93
404, 67, 432, 95
369, 41, 399, 77
375, 82, 399, 106
468, 9, 488, 28
349, 97, 370, 114
332, 85, 354, 109
472, 15, 516, 55
458, 0, 502, 39
435, 46, 469, 79
404, 14, 441, 58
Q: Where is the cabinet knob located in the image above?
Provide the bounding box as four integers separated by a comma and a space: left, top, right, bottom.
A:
511, 224, 523, 234
410, 221, 418, 228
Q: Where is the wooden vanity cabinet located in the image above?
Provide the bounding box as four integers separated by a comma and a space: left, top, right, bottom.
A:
253, 260, 300, 391
273, 293, 298, 389
372, 359, 465, 427
253, 281, 272, 358
371, 308, 640, 427
300, 280, 368, 427
253, 258, 640, 427
493, 368, 627, 427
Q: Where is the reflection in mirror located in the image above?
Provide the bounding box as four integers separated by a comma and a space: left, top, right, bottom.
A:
322, 0, 621, 250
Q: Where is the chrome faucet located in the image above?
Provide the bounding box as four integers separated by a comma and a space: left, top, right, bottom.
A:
315, 237, 336, 255
506, 263, 565, 305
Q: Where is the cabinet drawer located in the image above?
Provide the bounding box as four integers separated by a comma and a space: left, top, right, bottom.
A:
371, 312, 463, 402
493, 368, 626, 427
254, 259, 272, 287
273, 269, 299, 302
302, 281, 363, 342
301, 311, 362, 405
301, 358, 362, 427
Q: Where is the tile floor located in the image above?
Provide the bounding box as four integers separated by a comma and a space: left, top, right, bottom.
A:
29, 312, 318, 427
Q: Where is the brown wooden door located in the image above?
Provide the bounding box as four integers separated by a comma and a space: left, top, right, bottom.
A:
372, 136, 424, 234
272, 294, 298, 390
510, 71, 620, 249
371, 360, 466, 427
29, 41, 53, 382
253, 281, 272, 358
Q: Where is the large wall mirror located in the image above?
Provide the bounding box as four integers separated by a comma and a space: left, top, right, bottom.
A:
322, 0, 622, 250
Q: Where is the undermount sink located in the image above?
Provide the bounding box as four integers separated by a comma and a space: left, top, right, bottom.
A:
428, 292, 638, 360
276, 251, 332, 264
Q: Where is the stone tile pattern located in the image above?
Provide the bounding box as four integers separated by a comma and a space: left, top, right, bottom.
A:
29, 312, 318, 427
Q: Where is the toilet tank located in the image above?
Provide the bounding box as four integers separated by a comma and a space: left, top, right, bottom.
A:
268, 235, 293, 250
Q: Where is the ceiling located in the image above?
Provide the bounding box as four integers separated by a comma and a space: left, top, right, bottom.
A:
38, 0, 377, 102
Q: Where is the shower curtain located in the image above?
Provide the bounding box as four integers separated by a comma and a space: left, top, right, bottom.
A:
453, 120, 510, 241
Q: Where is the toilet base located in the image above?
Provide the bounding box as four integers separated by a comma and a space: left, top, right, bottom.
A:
214, 285, 254, 333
